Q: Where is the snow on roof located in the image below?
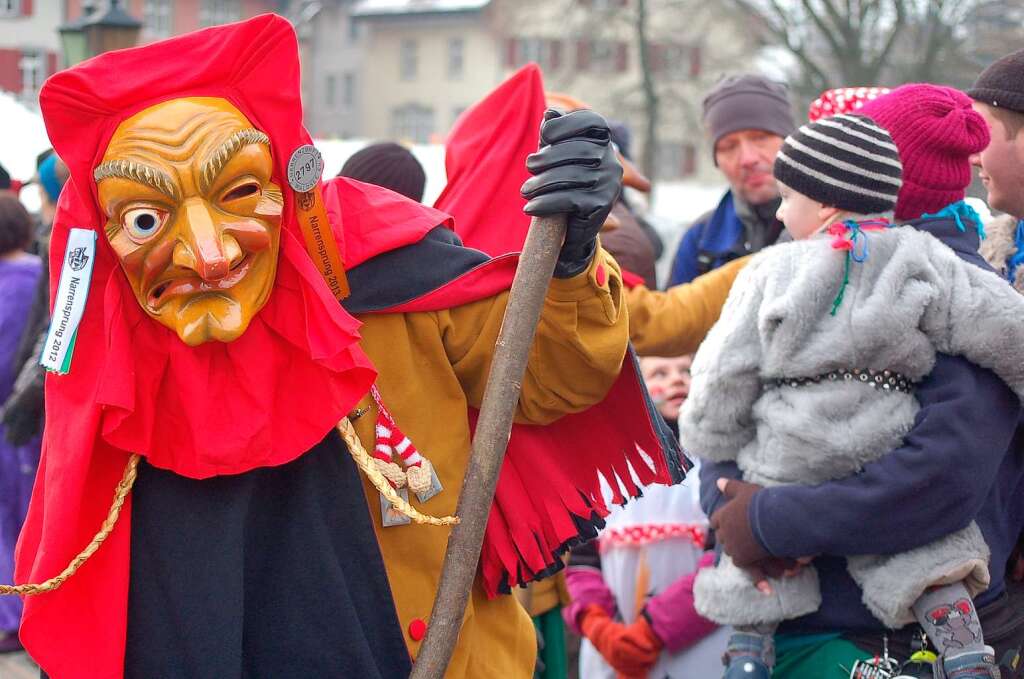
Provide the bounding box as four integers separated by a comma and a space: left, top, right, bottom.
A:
351, 0, 490, 18
0, 91, 52, 213
315, 139, 447, 205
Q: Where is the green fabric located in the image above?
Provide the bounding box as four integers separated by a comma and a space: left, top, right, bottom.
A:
533, 606, 568, 679
774, 635, 872, 679
775, 632, 843, 655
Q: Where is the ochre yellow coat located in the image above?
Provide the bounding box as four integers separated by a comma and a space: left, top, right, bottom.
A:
627, 256, 748, 357
353, 247, 627, 678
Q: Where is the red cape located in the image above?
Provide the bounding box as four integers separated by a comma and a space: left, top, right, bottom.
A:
425, 65, 685, 593
436, 63, 649, 293
15, 16, 446, 679
334, 185, 686, 597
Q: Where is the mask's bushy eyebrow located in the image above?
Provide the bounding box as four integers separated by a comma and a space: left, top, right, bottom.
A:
94, 159, 179, 201
200, 128, 271, 193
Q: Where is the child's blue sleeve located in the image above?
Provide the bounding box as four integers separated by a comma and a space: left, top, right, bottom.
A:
699, 458, 742, 519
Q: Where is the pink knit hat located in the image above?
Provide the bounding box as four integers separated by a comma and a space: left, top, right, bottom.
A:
859, 84, 990, 220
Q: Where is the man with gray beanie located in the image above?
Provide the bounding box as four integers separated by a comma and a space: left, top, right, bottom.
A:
667, 74, 795, 286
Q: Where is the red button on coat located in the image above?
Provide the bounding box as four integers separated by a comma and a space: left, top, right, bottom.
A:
409, 618, 428, 641
596, 264, 607, 287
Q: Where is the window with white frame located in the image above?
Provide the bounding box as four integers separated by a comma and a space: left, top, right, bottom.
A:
391, 104, 434, 144
342, 72, 355, 108
521, 38, 544, 65
199, 0, 241, 27
19, 50, 46, 96
325, 74, 337, 108
400, 39, 418, 81
0, 0, 20, 17
590, 41, 617, 72
143, 0, 173, 38
655, 142, 697, 180
507, 38, 563, 73
448, 38, 464, 80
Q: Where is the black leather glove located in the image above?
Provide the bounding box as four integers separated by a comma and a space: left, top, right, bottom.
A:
521, 109, 623, 278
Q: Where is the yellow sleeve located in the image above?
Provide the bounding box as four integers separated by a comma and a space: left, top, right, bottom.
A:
627, 256, 749, 357
436, 245, 629, 425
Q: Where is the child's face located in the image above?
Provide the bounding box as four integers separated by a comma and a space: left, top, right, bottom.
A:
641, 355, 692, 422
777, 181, 830, 240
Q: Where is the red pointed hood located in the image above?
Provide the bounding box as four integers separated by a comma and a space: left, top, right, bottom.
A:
12, 15, 443, 678
434, 63, 546, 256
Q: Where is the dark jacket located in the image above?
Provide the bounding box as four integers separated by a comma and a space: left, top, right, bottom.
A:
668, 191, 782, 286
700, 213, 1024, 635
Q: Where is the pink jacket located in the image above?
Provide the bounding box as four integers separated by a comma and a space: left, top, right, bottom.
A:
564, 551, 718, 653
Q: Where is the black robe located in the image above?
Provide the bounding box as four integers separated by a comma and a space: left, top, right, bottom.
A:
121, 430, 410, 678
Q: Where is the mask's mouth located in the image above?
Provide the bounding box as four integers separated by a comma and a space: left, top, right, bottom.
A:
147, 252, 255, 310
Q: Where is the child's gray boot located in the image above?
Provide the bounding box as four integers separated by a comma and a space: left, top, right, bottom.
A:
934, 646, 1001, 679
722, 632, 774, 678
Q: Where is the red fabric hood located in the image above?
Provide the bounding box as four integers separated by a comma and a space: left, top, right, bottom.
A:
434, 64, 647, 291
323, 176, 453, 269
434, 64, 546, 256
13, 15, 450, 678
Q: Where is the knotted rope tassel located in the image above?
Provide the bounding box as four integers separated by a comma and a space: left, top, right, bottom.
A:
337, 418, 459, 527
370, 385, 437, 496
0, 453, 140, 597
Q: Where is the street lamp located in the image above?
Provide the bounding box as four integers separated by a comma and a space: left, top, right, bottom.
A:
59, 0, 142, 68
58, 7, 91, 67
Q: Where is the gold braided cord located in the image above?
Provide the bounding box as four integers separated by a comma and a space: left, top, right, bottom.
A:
0, 418, 455, 597
0, 454, 140, 597
337, 419, 459, 527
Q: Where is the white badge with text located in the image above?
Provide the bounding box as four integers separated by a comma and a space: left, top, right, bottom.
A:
40, 228, 96, 375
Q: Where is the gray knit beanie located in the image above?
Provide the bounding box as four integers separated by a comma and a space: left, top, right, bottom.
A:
703, 74, 796, 156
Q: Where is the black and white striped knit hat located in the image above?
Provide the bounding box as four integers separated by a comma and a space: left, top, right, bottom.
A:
773, 113, 902, 215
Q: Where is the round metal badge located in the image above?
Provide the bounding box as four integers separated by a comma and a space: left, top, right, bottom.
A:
287, 144, 324, 193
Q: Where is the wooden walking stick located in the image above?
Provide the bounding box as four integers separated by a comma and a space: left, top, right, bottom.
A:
408, 213, 568, 679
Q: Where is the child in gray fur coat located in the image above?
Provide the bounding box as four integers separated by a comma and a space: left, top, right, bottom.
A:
682, 114, 1024, 679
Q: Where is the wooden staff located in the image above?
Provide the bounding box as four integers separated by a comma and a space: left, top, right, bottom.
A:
409, 213, 568, 678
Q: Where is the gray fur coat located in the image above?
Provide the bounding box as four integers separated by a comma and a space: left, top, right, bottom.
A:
683, 225, 1024, 629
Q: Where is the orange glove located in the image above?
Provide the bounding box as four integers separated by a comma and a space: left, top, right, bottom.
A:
579, 605, 663, 677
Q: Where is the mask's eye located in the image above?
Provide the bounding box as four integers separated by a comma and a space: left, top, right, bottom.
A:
222, 181, 261, 203
122, 208, 167, 241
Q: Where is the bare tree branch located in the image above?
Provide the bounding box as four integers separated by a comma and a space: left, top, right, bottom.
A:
800, 0, 849, 69
864, 0, 907, 81
729, 0, 832, 91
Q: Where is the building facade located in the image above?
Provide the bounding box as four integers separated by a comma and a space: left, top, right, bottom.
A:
351, 0, 754, 181
295, 0, 364, 139
1, 0, 755, 182
0, 1, 62, 106
351, 0, 499, 144
0, 1, 283, 108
